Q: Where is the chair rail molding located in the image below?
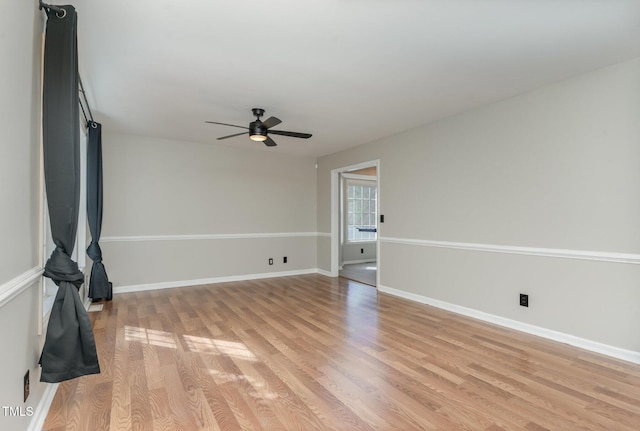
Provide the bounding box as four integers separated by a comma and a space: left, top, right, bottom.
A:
380, 237, 640, 265
102, 232, 323, 242
0, 266, 44, 309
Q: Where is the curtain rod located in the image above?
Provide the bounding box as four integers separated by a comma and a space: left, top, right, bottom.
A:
78, 77, 96, 127
39, 1, 66, 17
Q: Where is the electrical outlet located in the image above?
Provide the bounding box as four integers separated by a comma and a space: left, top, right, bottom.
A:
268, 258, 273, 265
283, 256, 287, 263
23, 370, 29, 402
520, 294, 529, 307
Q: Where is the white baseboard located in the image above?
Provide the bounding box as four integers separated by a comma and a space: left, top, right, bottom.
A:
378, 284, 640, 365
27, 381, 59, 431
316, 269, 334, 277
114, 268, 329, 294
343, 259, 376, 265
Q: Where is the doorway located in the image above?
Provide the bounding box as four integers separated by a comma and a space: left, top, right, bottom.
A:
330, 160, 380, 287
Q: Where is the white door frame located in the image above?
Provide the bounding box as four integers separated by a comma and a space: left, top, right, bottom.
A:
330, 159, 380, 287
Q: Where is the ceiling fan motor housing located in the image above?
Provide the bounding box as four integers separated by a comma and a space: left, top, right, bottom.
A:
249, 121, 267, 140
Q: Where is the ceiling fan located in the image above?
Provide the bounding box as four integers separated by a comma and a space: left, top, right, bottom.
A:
205, 108, 312, 147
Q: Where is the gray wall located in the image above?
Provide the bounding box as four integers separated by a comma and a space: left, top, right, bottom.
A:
101, 133, 318, 288
0, 2, 49, 429
342, 243, 376, 264
316, 58, 640, 352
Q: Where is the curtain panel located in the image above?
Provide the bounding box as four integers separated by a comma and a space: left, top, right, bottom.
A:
40, 4, 100, 383
87, 122, 112, 301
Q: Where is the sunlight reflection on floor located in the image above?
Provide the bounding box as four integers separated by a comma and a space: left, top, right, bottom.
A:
124, 326, 258, 361
124, 325, 279, 400
183, 335, 258, 361
124, 326, 177, 349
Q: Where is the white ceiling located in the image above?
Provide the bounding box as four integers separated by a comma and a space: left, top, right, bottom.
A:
67, 0, 640, 157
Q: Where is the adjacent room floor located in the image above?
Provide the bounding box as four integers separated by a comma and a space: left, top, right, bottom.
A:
339, 262, 377, 286
44, 274, 640, 430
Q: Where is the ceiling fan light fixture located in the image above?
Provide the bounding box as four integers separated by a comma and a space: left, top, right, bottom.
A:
250, 133, 267, 142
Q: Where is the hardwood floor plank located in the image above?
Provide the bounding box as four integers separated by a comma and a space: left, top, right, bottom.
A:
44, 275, 640, 430
161, 364, 203, 430
189, 356, 244, 431
108, 327, 132, 430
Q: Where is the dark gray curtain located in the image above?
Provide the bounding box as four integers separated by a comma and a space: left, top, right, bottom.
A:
40, 5, 100, 383
86, 122, 112, 301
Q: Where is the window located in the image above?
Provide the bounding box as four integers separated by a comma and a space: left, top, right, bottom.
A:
346, 181, 377, 242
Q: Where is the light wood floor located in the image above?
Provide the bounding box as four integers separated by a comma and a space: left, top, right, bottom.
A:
44, 274, 640, 430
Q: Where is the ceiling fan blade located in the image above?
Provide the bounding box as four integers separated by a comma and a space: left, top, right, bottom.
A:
261, 116, 282, 129
268, 130, 312, 139
205, 121, 248, 130
264, 136, 277, 147
217, 131, 249, 140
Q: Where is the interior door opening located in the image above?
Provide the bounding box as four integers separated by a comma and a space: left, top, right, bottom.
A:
330, 160, 380, 288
